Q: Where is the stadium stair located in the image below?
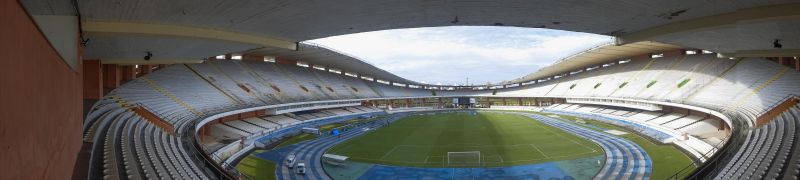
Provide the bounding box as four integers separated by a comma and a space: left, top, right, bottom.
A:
140, 77, 205, 117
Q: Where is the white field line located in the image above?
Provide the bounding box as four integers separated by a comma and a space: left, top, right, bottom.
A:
379, 146, 401, 160
533, 119, 598, 153
530, 144, 550, 158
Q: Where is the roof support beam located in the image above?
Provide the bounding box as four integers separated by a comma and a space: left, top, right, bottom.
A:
616, 3, 800, 45
82, 21, 298, 50
718, 49, 800, 58
100, 58, 204, 65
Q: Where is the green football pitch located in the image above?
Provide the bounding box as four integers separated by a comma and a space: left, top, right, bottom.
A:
327, 111, 603, 167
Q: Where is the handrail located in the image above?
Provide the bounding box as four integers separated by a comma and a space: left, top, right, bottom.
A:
680, 113, 749, 179
187, 121, 239, 180
666, 134, 731, 179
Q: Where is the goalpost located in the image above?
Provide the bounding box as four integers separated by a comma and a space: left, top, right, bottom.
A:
447, 151, 481, 167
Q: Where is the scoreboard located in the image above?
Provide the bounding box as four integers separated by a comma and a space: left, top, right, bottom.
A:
453, 97, 476, 105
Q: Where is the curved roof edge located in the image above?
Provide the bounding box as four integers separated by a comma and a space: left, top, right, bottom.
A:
506, 41, 683, 85
244, 42, 434, 87
245, 41, 682, 89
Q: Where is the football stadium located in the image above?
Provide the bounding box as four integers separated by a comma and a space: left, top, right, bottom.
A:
3, 0, 800, 180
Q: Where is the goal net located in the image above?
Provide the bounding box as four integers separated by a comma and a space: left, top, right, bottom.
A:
447, 151, 481, 167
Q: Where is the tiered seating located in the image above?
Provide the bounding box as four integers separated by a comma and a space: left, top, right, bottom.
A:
544, 103, 729, 160
663, 115, 703, 129
224, 120, 264, 134
242, 117, 280, 129
281, 65, 338, 99
262, 115, 301, 126
92, 110, 207, 180
242, 62, 318, 102
82, 55, 800, 179
323, 109, 354, 115
628, 111, 663, 122
688, 60, 795, 122
648, 113, 685, 124
715, 105, 800, 179
679, 118, 726, 138
213, 61, 286, 104
186, 63, 265, 106
210, 124, 250, 138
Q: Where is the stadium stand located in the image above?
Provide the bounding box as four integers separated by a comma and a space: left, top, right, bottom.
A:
79, 54, 800, 179
544, 103, 726, 161
715, 105, 800, 179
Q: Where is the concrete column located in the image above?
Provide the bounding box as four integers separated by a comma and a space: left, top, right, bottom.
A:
275, 58, 297, 65
631, 54, 651, 61
518, 98, 523, 106
121, 65, 136, 81
139, 65, 153, 76
242, 54, 264, 61
83, 59, 103, 100
663, 49, 685, 57
795, 58, 799, 71
102, 64, 121, 91
502, 97, 507, 106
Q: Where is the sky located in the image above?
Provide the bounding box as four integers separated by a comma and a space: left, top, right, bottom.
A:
306, 26, 612, 86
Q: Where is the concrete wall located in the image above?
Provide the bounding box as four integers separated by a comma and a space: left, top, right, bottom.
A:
0, 1, 82, 179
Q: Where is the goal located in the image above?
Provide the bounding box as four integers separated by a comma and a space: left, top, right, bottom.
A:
447, 151, 481, 167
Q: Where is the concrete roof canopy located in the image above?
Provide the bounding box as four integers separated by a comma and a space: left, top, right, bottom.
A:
20, 0, 800, 86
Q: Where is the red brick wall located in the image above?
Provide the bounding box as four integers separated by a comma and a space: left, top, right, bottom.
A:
0, 1, 83, 179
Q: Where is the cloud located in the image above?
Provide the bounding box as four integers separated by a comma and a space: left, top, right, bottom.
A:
306, 26, 612, 85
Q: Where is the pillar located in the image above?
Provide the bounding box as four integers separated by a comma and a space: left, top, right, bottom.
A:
275, 58, 297, 65
795, 58, 799, 71
139, 65, 153, 76
518, 98, 523, 106
121, 65, 136, 81
102, 64, 121, 92
778, 57, 785, 66
631, 54, 651, 61
663, 49, 685, 57
242, 54, 265, 61
83, 59, 102, 100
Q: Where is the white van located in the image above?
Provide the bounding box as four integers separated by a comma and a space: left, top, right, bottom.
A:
295, 163, 306, 175
285, 154, 296, 168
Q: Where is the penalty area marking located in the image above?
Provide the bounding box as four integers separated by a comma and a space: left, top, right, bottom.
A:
379, 146, 401, 160
530, 144, 550, 158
